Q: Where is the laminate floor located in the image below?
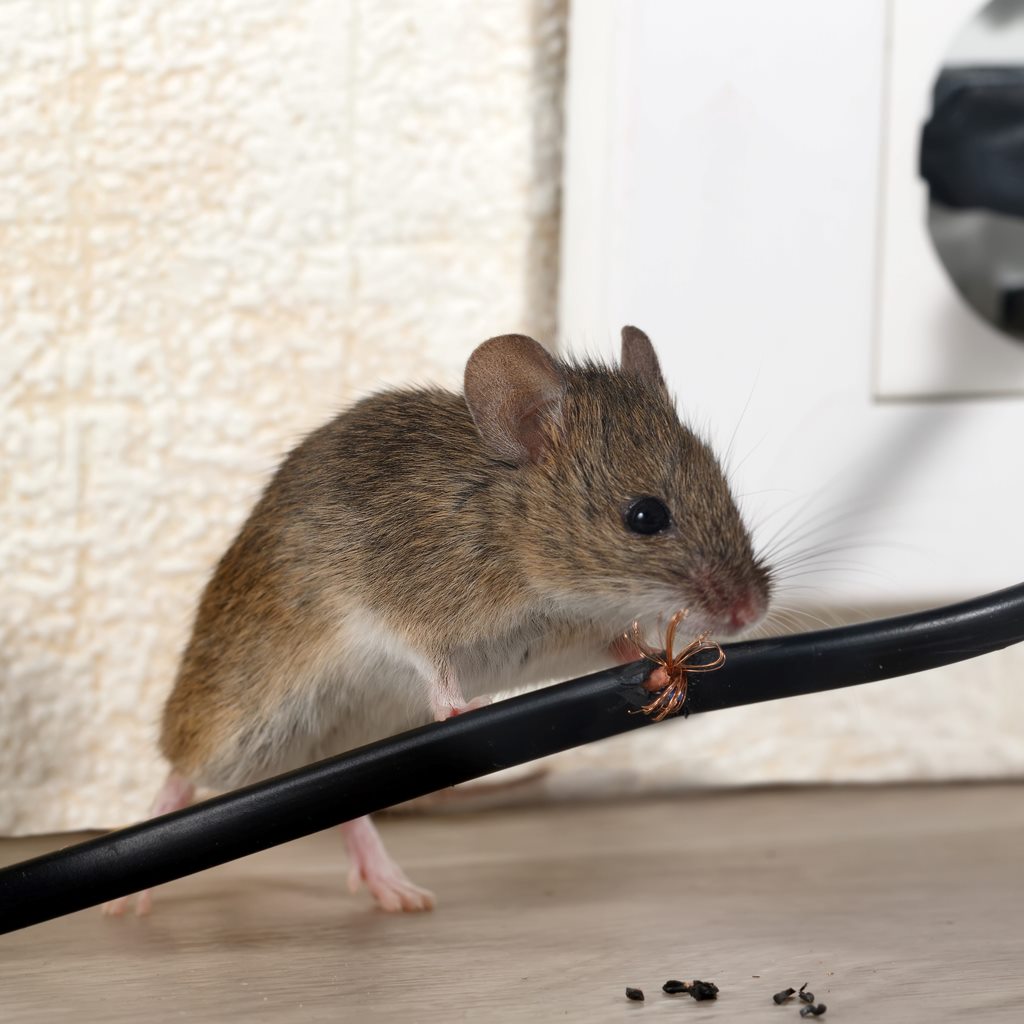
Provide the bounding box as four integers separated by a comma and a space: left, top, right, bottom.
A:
2, 784, 1023, 1023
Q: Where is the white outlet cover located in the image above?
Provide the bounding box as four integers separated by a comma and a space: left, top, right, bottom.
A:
875, 0, 1024, 399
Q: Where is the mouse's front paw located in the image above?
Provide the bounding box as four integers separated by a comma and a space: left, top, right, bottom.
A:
609, 635, 647, 664
444, 695, 491, 718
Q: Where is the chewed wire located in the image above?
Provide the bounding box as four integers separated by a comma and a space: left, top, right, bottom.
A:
625, 609, 726, 722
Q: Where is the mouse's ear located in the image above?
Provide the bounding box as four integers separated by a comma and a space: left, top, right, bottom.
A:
620, 325, 665, 388
464, 335, 565, 465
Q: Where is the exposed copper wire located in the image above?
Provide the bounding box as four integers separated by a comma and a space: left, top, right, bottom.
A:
625, 609, 726, 722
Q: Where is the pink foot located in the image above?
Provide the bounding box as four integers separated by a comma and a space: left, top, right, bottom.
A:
609, 635, 647, 665
444, 695, 491, 719
100, 771, 194, 918
340, 816, 435, 913
427, 665, 491, 723
100, 894, 135, 917
101, 888, 153, 917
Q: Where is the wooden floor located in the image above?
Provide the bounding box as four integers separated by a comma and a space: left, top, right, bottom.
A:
3, 784, 1023, 1023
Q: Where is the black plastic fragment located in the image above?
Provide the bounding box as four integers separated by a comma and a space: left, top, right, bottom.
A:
773, 987, 797, 1004
625, 987, 645, 1002
800, 1004, 827, 1018
687, 980, 719, 1001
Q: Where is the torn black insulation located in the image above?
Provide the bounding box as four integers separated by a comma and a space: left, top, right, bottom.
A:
2, 581, 1023, 935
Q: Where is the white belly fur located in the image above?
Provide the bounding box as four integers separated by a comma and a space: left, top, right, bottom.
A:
201, 604, 624, 789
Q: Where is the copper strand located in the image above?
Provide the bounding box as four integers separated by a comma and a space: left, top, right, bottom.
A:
625, 609, 726, 722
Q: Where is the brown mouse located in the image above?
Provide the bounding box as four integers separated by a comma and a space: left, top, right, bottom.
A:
102, 326, 771, 916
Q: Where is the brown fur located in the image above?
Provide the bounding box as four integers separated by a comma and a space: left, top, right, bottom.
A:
160, 327, 771, 788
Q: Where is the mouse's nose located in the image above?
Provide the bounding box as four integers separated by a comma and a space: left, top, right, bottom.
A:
688, 566, 770, 635
727, 591, 766, 632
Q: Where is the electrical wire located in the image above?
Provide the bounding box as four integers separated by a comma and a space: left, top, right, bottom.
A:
2, 581, 1023, 935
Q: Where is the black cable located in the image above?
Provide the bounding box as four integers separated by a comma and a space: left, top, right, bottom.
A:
2, 581, 1023, 935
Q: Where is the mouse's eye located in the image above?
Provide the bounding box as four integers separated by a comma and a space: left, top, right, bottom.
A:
624, 496, 671, 535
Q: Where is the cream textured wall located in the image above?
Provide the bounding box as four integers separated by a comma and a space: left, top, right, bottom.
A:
1, 0, 566, 833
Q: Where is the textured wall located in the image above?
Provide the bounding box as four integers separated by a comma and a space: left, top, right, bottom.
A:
1, 0, 566, 833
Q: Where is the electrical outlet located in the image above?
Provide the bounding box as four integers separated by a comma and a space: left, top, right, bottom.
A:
874, 0, 1024, 399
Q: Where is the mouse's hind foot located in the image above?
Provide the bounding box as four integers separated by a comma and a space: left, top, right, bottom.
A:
98, 770, 196, 919
341, 815, 435, 913
101, 889, 154, 917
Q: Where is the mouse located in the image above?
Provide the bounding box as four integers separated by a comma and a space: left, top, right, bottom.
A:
101, 326, 772, 916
